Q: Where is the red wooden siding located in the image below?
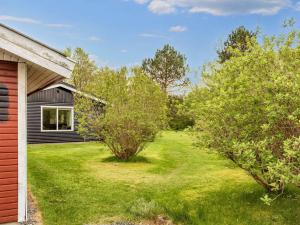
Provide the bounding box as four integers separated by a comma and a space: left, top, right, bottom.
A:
0, 61, 18, 224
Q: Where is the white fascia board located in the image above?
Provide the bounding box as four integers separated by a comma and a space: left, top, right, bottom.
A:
44, 83, 106, 104
0, 24, 75, 78
18, 63, 27, 223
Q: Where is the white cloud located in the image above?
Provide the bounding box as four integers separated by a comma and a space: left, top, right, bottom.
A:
169, 25, 187, 32
139, 33, 167, 38
121, 49, 128, 53
189, 6, 225, 15
0, 15, 41, 24
149, 0, 176, 14
125, 61, 140, 68
46, 23, 72, 28
134, 0, 150, 4
133, 0, 291, 16
295, 1, 300, 10
0, 14, 74, 30
88, 36, 101, 41
90, 54, 109, 67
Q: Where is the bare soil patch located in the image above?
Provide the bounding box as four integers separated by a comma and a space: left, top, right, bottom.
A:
23, 190, 43, 225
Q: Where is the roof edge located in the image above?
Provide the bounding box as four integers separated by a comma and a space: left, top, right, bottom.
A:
0, 23, 75, 78
44, 83, 106, 104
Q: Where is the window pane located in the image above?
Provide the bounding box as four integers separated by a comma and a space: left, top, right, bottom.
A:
43, 108, 57, 130
58, 109, 72, 130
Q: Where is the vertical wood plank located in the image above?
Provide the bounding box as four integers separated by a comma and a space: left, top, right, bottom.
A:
18, 62, 27, 223
0, 61, 18, 223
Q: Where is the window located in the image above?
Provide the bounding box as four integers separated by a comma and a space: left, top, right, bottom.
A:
0, 84, 9, 121
41, 106, 74, 132
42, 108, 57, 131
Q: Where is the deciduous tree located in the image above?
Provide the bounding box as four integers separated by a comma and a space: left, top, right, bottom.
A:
65, 47, 97, 91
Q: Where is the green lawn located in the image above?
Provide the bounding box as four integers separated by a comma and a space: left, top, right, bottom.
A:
28, 131, 300, 225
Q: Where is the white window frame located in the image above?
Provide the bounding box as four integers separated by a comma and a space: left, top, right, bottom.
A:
41, 106, 74, 132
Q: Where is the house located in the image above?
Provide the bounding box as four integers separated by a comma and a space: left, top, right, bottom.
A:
27, 82, 104, 144
0, 23, 74, 224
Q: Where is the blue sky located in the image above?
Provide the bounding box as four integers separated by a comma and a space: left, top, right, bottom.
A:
0, 0, 300, 82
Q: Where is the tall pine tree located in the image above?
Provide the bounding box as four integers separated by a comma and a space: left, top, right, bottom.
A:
217, 26, 257, 63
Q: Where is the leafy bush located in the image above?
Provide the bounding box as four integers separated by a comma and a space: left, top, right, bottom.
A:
167, 95, 194, 130
187, 30, 300, 195
75, 68, 167, 160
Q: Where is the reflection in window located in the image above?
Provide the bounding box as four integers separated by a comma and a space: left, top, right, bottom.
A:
43, 108, 57, 130
42, 107, 73, 131
58, 109, 72, 130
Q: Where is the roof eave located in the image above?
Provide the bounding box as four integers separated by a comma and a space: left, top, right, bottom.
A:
0, 23, 75, 79
44, 83, 106, 104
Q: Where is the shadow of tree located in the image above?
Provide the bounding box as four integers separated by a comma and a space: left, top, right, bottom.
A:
160, 183, 300, 225
102, 155, 151, 163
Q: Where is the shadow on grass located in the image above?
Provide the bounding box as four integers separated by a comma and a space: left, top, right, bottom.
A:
161, 183, 300, 225
102, 155, 151, 163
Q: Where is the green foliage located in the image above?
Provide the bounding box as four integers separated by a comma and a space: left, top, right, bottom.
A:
75, 67, 167, 160
260, 194, 273, 206
129, 198, 160, 219
65, 47, 97, 90
188, 30, 300, 194
283, 18, 296, 28
217, 26, 257, 63
142, 44, 189, 93
167, 95, 194, 130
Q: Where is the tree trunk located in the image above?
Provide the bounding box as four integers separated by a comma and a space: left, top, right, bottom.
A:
250, 173, 272, 192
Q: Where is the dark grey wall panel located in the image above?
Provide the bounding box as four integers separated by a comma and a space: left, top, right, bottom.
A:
27, 87, 85, 144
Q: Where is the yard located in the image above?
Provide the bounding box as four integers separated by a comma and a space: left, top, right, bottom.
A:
28, 131, 300, 225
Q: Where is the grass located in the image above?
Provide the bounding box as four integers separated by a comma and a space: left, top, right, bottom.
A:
28, 131, 300, 225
